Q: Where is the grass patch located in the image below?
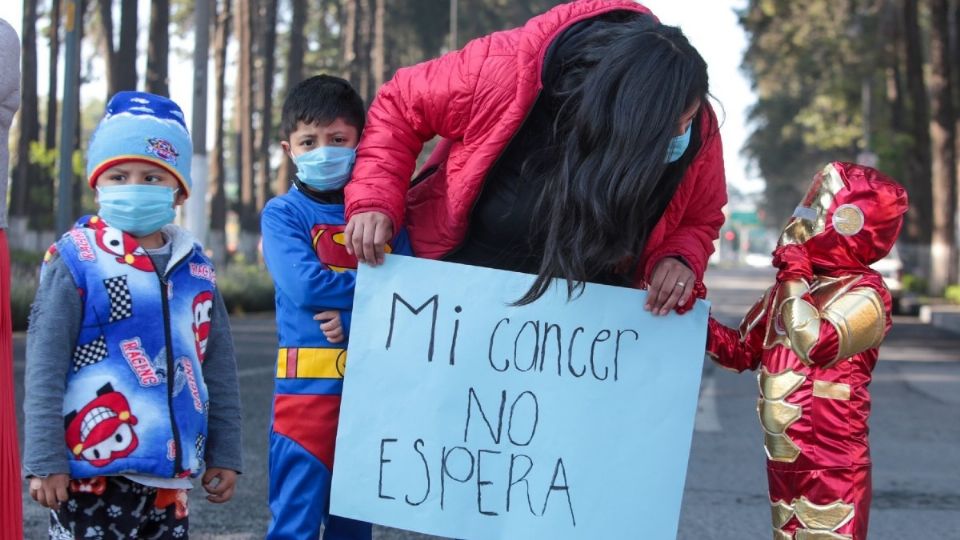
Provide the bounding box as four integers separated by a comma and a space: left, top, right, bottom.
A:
901, 273, 928, 294
217, 262, 276, 314
945, 284, 960, 305
10, 266, 39, 332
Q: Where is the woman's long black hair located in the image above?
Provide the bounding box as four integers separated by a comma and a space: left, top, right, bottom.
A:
516, 12, 711, 305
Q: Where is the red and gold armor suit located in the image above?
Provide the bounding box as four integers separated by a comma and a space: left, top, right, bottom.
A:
707, 162, 908, 540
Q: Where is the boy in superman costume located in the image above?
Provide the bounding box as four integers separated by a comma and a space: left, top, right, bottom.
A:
260, 75, 412, 539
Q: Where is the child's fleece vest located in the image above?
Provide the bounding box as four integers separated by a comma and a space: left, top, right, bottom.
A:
51, 215, 214, 480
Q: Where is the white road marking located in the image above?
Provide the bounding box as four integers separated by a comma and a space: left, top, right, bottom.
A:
695, 372, 722, 432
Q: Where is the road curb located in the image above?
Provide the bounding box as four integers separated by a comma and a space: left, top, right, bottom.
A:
919, 304, 960, 336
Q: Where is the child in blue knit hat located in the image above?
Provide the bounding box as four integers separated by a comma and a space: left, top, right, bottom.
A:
23, 91, 243, 539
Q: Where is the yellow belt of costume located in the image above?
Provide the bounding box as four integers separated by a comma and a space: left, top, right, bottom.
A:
276, 347, 347, 379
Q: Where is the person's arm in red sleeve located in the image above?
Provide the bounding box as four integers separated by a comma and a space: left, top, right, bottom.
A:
343, 35, 492, 263
706, 292, 767, 373
643, 105, 727, 285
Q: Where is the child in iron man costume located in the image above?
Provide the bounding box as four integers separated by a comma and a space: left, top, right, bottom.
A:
707, 162, 908, 540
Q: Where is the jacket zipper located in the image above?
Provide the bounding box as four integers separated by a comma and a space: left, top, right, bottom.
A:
155, 253, 191, 476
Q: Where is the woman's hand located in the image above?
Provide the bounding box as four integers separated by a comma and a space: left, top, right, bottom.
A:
29, 474, 70, 510
645, 257, 695, 316
344, 211, 394, 266
315, 310, 345, 344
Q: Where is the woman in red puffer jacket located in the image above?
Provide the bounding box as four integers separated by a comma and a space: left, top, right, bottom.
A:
344, 0, 726, 314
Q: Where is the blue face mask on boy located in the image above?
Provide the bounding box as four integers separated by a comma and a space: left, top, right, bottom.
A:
665, 123, 692, 164
97, 184, 177, 236
293, 146, 357, 191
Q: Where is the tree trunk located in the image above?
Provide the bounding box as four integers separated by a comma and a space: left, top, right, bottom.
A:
341, 0, 358, 83
11, 0, 40, 232
255, 0, 278, 210
209, 0, 231, 266
286, 0, 305, 90
45, 0, 60, 151
69, 0, 86, 224
274, 0, 306, 195
97, 0, 137, 97
31, 0, 62, 231
95, 0, 116, 98
235, 0, 258, 259
371, 0, 385, 96
929, 0, 958, 291
115, 0, 138, 92
146, 0, 170, 96
356, 0, 373, 101
952, 0, 960, 277
185, 0, 211, 244
901, 0, 934, 277
882, 0, 906, 134
450, 0, 458, 51
72, 96, 83, 221
953, 0, 960, 109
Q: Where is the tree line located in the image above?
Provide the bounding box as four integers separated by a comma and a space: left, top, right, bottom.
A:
739, 0, 960, 293
11, 0, 960, 294
9, 0, 565, 264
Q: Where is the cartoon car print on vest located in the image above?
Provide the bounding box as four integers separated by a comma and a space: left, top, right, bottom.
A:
151, 348, 187, 396
192, 291, 214, 362
64, 383, 139, 467
88, 215, 154, 272
311, 224, 391, 272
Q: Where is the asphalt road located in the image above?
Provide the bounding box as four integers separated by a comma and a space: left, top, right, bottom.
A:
14, 266, 960, 539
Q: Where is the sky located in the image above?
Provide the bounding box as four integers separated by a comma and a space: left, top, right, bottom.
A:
643, 0, 762, 194
0, 0, 764, 194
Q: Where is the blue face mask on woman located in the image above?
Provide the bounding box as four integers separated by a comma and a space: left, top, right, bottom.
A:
665, 123, 692, 164
293, 146, 357, 191
97, 184, 177, 237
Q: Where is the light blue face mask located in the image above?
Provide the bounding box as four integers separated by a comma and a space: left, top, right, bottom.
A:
665, 123, 692, 164
97, 184, 177, 237
293, 146, 357, 191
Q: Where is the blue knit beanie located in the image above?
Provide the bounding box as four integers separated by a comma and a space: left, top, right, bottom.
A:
86, 91, 193, 196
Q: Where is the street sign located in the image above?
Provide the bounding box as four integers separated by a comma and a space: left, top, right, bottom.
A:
729, 210, 760, 226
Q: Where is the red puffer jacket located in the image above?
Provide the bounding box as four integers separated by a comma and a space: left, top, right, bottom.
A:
344, 0, 727, 285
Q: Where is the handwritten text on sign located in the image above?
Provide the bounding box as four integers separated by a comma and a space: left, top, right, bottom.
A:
330, 256, 708, 539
